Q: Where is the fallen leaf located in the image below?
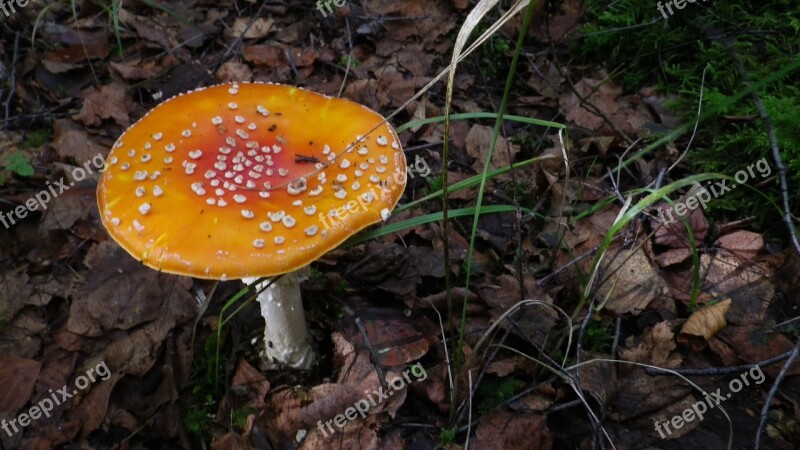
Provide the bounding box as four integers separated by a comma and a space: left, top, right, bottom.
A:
110, 60, 162, 81
215, 61, 254, 82
52, 119, 107, 164
596, 246, 667, 315
678, 299, 732, 350
472, 409, 553, 450
42, 30, 110, 73
0, 355, 41, 418
74, 83, 134, 127
714, 230, 764, 260
242, 45, 287, 67
228, 17, 274, 39
465, 124, 521, 172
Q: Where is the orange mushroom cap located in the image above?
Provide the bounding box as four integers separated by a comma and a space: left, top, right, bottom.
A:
97, 82, 406, 280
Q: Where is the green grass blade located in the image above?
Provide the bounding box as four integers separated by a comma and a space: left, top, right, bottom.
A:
397, 112, 566, 134
344, 205, 531, 247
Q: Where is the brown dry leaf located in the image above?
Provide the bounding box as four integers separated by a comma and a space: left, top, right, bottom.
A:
261, 372, 390, 446
714, 230, 764, 261
579, 135, 617, 156
32, 350, 77, 404
362, 0, 455, 41
0, 270, 34, 321
227, 17, 274, 39
52, 119, 107, 164
611, 323, 692, 428
487, 357, 519, 377
531, 0, 584, 43
0, 355, 41, 418
663, 252, 773, 325
558, 74, 652, 136
559, 77, 621, 131
477, 273, 525, 310
39, 185, 97, 231
41, 30, 110, 73
715, 325, 800, 377
230, 359, 270, 411
576, 351, 616, 407
525, 54, 562, 99
620, 321, 681, 368
678, 299, 732, 350
118, 9, 173, 49
596, 246, 668, 315
465, 124, 521, 172
343, 79, 391, 110
472, 409, 553, 450
652, 248, 692, 267
410, 364, 448, 411
211, 432, 256, 450
242, 45, 287, 68
109, 60, 162, 81
640, 86, 684, 129
341, 308, 437, 368
68, 241, 194, 337
74, 83, 133, 127
73, 371, 123, 436
652, 197, 709, 249
216, 61, 254, 82
0, 309, 47, 358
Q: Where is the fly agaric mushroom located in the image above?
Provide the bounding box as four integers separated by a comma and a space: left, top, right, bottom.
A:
97, 82, 407, 368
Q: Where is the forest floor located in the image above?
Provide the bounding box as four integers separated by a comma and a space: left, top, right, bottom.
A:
1, 1, 800, 449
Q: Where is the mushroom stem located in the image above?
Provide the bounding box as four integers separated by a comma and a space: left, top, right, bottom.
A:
243, 269, 314, 369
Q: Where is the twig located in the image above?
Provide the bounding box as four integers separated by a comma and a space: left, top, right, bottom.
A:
342, 303, 389, 391
610, 316, 622, 355
4, 31, 20, 125
645, 350, 793, 376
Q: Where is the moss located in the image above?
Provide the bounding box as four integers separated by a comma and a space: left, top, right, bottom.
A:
575, 0, 800, 229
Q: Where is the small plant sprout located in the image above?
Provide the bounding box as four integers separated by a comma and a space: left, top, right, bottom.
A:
97, 82, 407, 368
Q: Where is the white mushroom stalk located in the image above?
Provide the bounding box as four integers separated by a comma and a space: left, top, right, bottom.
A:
243, 269, 314, 369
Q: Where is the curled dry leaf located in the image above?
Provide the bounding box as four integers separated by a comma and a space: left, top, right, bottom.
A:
678, 299, 732, 350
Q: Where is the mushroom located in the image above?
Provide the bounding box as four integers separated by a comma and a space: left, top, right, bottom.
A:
96, 82, 407, 368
